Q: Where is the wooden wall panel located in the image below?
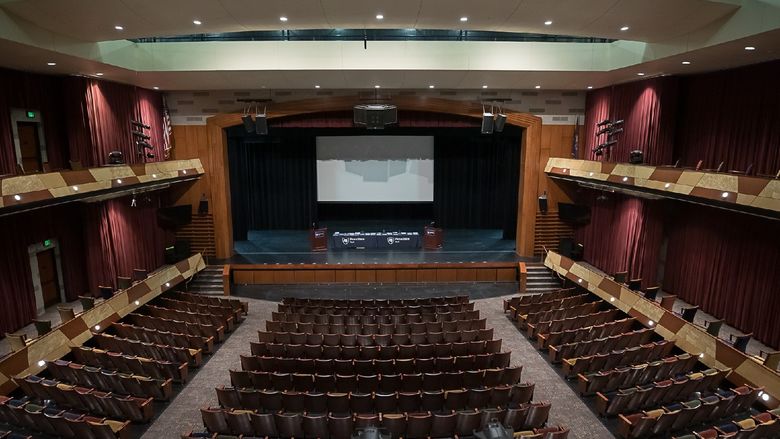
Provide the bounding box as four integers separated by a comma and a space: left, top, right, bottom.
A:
170, 126, 212, 210
253, 271, 274, 284
496, 268, 516, 281
396, 270, 417, 282
476, 269, 497, 282
273, 271, 296, 283
315, 270, 336, 283
538, 124, 583, 208
355, 270, 376, 283
234, 271, 253, 284
376, 270, 397, 283
294, 271, 316, 283
436, 269, 457, 282
335, 270, 356, 283
456, 269, 477, 281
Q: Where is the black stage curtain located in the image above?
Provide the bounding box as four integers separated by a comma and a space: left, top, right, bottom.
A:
228, 123, 522, 240
228, 126, 318, 240
434, 127, 521, 239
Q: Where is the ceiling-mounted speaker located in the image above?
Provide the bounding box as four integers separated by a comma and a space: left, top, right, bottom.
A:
481, 111, 494, 134
354, 104, 397, 129
494, 113, 507, 132
241, 115, 255, 133
255, 107, 268, 135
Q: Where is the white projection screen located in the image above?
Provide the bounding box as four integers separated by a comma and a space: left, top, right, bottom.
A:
316, 136, 434, 202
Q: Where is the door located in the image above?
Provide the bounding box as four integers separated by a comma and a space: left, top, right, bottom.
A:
36, 249, 60, 307
17, 122, 42, 173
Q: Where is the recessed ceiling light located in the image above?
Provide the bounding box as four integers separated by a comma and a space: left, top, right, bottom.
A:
681, 61, 691, 65
193, 19, 202, 25
620, 26, 629, 31
96, 72, 104, 76
637, 72, 645, 76
544, 20, 553, 26
314, 85, 320, 88
587, 86, 593, 89
429, 85, 435, 89
534, 85, 541, 89
47, 62, 56, 66
376, 14, 384, 20
153, 86, 160, 90
374, 85, 381, 88
460, 17, 468, 22
279, 16, 288, 22
744, 46, 755, 51
114, 25, 124, 31
482, 85, 488, 89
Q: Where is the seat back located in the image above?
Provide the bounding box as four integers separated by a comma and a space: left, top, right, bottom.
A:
57, 307, 76, 323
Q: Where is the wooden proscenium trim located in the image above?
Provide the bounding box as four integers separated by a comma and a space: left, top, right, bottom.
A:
205, 96, 542, 259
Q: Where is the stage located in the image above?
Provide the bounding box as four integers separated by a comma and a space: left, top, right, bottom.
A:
226, 221, 526, 265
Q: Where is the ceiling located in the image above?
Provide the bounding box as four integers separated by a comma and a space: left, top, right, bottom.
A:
0, 0, 778, 91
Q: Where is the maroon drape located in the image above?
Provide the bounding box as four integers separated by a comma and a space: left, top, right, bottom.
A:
84, 195, 167, 295
269, 110, 480, 128
65, 77, 166, 167
584, 77, 679, 165
0, 68, 69, 175
575, 193, 664, 288
663, 205, 780, 348
0, 205, 88, 334
674, 60, 780, 175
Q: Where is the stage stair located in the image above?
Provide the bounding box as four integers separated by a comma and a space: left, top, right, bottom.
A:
524, 263, 562, 293
187, 265, 224, 295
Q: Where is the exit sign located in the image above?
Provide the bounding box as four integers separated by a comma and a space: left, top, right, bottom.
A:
43, 239, 51, 247
26, 111, 36, 119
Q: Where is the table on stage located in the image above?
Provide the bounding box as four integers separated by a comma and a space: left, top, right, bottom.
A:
331, 231, 421, 249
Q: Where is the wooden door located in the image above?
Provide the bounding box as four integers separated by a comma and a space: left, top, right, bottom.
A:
37, 249, 60, 307
17, 122, 42, 173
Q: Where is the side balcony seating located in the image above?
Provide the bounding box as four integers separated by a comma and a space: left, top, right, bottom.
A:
508, 294, 590, 321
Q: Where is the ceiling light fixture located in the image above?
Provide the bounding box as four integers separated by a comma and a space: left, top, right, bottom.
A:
534, 85, 541, 89
744, 46, 755, 51
314, 85, 320, 88
96, 72, 104, 76
114, 25, 124, 31
13, 195, 21, 201
47, 62, 56, 66
279, 16, 288, 22
153, 86, 160, 90
460, 17, 468, 22
648, 320, 655, 326
721, 191, 729, 198
587, 86, 593, 89
620, 26, 629, 31
429, 85, 435, 89
72, 186, 79, 191
544, 20, 552, 25
37, 360, 46, 367
482, 85, 488, 89
376, 14, 384, 20
374, 85, 381, 88
681, 61, 691, 65
637, 72, 645, 76
94, 325, 101, 331
193, 19, 202, 25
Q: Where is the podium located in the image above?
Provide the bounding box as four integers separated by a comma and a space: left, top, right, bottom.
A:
423, 226, 443, 250
310, 227, 328, 251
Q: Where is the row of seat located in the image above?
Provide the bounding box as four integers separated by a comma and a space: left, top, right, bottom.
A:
46, 359, 172, 401
618, 386, 763, 438
258, 324, 491, 344
0, 396, 129, 439
503, 288, 578, 312
281, 296, 470, 306
240, 352, 513, 375
216, 383, 536, 414
145, 304, 234, 333
93, 332, 203, 367
198, 404, 553, 438
128, 312, 225, 342
71, 345, 189, 383
549, 328, 655, 363
507, 293, 590, 321
674, 407, 780, 439
538, 317, 635, 350
596, 368, 729, 416
157, 297, 244, 324
249, 339, 502, 360
265, 318, 487, 336
276, 303, 475, 315
171, 291, 248, 315
524, 303, 604, 338
562, 340, 675, 377
269, 310, 480, 326
533, 309, 622, 345
14, 374, 154, 423
229, 366, 524, 392
113, 321, 215, 354
577, 353, 699, 396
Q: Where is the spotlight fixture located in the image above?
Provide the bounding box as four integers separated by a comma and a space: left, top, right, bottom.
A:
193, 19, 202, 25
279, 16, 288, 22
153, 86, 160, 90
587, 86, 593, 89
494, 111, 507, 133
620, 26, 629, 31
744, 46, 755, 51
241, 114, 255, 133
481, 104, 494, 135
681, 61, 691, 65
96, 72, 104, 76
376, 14, 383, 20
534, 85, 541, 89
131, 195, 137, 207
114, 25, 124, 31
255, 106, 269, 135
482, 85, 488, 89
637, 72, 645, 76
47, 62, 56, 66
544, 20, 552, 25
460, 17, 468, 22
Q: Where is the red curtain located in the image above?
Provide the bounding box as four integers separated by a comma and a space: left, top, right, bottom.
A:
0, 205, 88, 334
65, 77, 166, 167
663, 205, 780, 348
584, 77, 679, 165
575, 192, 664, 288
0, 68, 69, 175
83, 195, 167, 295
674, 60, 780, 175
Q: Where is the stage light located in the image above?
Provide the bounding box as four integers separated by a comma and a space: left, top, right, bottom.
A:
544, 20, 552, 25
494, 112, 507, 133
620, 26, 629, 31
481, 106, 494, 135
242, 114, 255, 133
255, 106, 268, 135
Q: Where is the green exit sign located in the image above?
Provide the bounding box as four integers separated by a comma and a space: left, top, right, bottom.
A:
26, 111, 36, 119
43, 239, 51, 247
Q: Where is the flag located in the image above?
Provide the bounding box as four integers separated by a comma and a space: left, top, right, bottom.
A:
572, 116, 579, 158
162, 95, 174, 159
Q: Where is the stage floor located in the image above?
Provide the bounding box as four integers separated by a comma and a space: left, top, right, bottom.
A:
227, 225, 527, 264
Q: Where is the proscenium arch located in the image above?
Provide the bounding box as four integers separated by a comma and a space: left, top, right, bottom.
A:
205, 96, 542, 259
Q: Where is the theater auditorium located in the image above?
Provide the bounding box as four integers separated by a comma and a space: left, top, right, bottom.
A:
0, 2, 778, 438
